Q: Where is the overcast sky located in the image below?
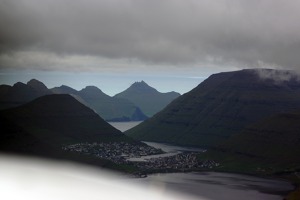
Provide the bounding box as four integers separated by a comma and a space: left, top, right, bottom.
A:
0, 0, 299, 95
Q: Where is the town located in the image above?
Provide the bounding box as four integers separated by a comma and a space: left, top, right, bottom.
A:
62, 142, 220, 173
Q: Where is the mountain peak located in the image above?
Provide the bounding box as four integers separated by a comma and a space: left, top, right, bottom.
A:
127, 68, 300, 148
82, 85, 102, 91
13, 82, 27, 88
129, 81, 157, 93
115, 81, 180, 117
51, 85, 78, 95
79, 85, 109, 98
27, 79, 49, 92
132, 80, 148, 86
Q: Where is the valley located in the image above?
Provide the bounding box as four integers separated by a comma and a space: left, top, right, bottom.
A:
1, 69, 300, 199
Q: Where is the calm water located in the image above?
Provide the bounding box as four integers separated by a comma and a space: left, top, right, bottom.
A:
111, 122, 294, 200
134, 172, 293, 200
109, 121, 142, 132
128, 141, 205, 161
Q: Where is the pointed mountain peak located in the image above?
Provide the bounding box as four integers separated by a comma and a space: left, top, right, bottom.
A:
129, 81, 157, 93
132, 80, 148, 86
27, 79, 49, 92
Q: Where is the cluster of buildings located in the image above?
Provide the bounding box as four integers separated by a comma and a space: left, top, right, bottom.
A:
132, 152, 219, 172
62, 142, 219, 172
62, 142, 163, 164
132, 152, 200, 171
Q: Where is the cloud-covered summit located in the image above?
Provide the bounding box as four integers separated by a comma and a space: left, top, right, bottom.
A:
1, 0, 300, 71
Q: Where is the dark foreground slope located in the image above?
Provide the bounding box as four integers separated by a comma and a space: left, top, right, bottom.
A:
115, 81, 180, 117
0, 94, 136, 168
127, 69, 300, 148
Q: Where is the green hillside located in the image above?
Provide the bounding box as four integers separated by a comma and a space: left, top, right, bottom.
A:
126, 69, 300, 148
198, 111, 300, 177
220, 111, 300, 164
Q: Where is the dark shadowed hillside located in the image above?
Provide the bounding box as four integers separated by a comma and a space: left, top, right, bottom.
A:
115, 81, 180, 117
0, 94, 134, 148
0, 94, 139, 169
220, 111, 300, 164
126, 69, 300, 148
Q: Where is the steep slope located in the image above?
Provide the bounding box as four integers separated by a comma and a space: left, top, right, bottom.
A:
0, 94, 135, 150
220, 111, 300, 163
0, 79, 52, 110
0, 94, 137, 168
115, 81, 180, 117
126, 69, 300, 148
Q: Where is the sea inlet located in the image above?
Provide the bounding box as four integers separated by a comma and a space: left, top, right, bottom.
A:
111, 121, 294, 200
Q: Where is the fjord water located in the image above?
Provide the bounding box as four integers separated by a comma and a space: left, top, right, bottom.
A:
135, 172, 293, 200
110, 122, 294, 200
109, 121, 142, 132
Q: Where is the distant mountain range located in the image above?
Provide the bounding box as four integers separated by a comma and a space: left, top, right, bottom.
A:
0, 79, 51, 110
51, 85, 148, 121
0, 94, 137, 167
126, 69, 300, 148
0, 79, 180, 121
115, 81, 180, 117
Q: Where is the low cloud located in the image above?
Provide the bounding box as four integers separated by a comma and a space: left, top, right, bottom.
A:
0, 0, 300, 72
254, 68, 300, 83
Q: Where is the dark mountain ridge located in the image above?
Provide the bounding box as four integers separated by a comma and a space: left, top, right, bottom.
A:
0, 79, 52, 110
51, 85, 148, 121
1, 94, 124, 142
27, 79, 50, 94
126, 69, 300, 148
0, 94, 138, 169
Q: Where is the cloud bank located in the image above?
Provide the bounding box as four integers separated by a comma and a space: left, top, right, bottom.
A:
0, 0, 300, 72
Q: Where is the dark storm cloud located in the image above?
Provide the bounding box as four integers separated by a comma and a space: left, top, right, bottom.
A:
0, 0, 300, 71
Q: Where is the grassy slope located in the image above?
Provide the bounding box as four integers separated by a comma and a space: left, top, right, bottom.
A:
126, 69, 300, 148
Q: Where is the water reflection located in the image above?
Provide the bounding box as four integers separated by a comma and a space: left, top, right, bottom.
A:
109, 121, 142, 132
134, 172, 293, 200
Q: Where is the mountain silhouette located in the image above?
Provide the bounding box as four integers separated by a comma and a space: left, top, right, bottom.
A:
52, 85, 147, 121
0, 94, 136, 167
115, 81, 180, 117
0, 79, 52, 110
126, 69, 300, 148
